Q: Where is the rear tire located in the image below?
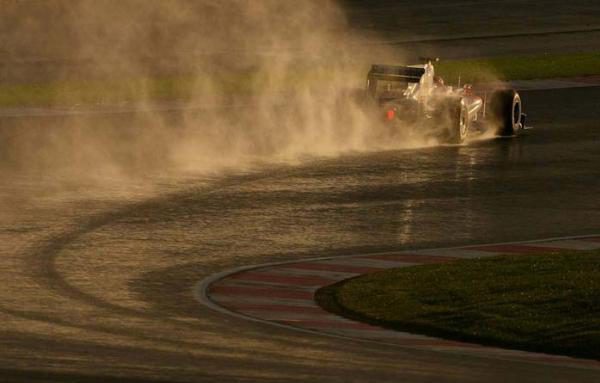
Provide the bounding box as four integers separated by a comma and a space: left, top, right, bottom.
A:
490, 89, 522, 136
447, 101, 469, 144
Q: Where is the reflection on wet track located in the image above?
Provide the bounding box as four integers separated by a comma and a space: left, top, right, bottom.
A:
1, 87, 600, 382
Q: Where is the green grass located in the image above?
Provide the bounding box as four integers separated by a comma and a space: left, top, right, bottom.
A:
436, 52, 600, 84
316, 251, 600, 360
2, 51, 599, 107
0, 74, 258, 108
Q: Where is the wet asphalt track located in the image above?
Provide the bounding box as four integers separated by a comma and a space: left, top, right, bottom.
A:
0, 86, 599, 382
344, 0, 600, 60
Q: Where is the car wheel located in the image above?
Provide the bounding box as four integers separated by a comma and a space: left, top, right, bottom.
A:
448, 101, 469, 144
490, 89, 522, 136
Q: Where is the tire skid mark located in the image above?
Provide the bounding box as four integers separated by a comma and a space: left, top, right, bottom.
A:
15, 170, 296, 343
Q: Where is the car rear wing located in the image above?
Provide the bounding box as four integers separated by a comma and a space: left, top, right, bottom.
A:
367, 65, 425, 83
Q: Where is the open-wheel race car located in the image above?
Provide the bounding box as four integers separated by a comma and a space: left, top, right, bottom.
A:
365, 60, 526, 143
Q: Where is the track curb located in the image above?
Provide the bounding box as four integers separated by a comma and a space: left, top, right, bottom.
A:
195, 234, 600, 369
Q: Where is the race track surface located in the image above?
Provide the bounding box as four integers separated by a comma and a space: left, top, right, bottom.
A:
0, 85, 599, 382
344, 0, 600, 60
6, 0, 600, 83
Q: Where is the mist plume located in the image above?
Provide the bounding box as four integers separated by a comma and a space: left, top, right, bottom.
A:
1, 0, 422, 180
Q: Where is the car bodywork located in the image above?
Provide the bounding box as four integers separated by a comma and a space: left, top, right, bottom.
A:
365, 61, 526, 143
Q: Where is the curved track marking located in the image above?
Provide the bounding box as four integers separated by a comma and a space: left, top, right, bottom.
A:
196, 234, 600, 370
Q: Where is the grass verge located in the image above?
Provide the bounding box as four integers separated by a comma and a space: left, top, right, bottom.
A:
1, 52, 599, 108
316, 250, 600, 360
436, 51, 600, 84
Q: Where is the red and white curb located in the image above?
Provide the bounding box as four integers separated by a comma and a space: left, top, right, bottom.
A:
195, 235, 600, 369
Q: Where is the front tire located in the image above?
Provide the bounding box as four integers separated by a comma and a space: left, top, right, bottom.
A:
490, 89, 522, 136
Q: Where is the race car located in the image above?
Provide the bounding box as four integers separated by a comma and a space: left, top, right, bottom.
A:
365, 60, 526, 143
